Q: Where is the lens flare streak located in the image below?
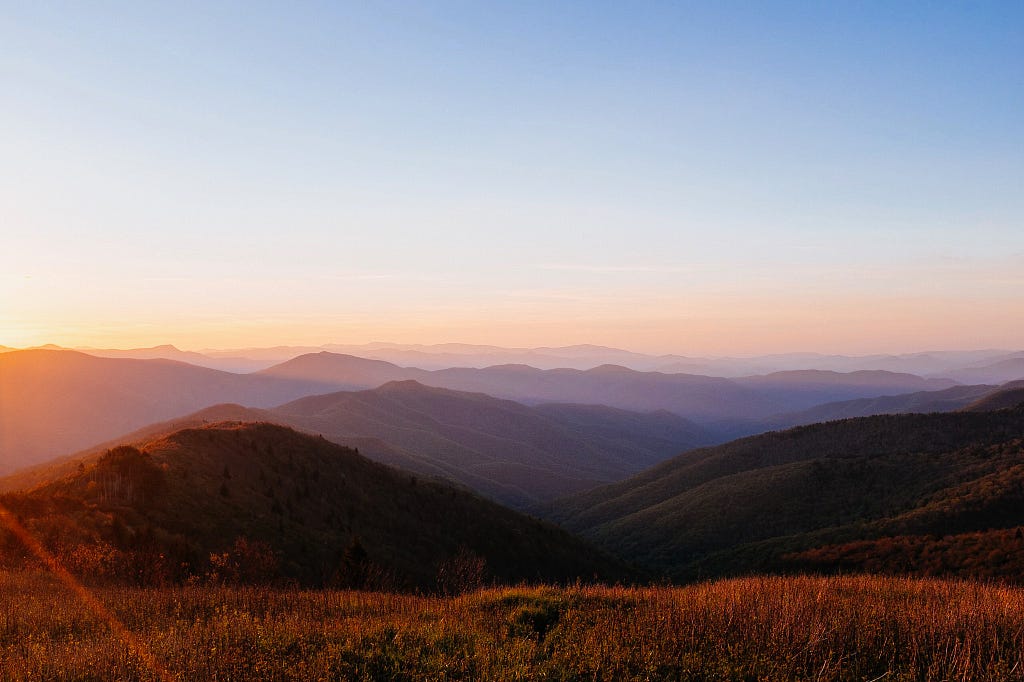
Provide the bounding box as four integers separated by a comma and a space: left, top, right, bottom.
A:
0, 502, 175, 682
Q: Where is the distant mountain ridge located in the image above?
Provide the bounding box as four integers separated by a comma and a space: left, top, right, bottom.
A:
258, 352, 962, 421
8, 342, 1022, 377
942, 358, 1024, 385
764, 384, 997, 429
4, 347, 1017, 480
763, 380, 1024, 430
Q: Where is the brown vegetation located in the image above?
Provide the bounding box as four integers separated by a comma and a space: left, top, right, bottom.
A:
0, 571, 1020, 680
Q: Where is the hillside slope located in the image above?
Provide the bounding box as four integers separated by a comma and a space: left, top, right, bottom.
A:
548, 407, 1024, 581
961, 382, 1024, 412
765, 384, 996, 428
271, 381, 709, 507
0, 350, 327, 473
0, 423, 627, 588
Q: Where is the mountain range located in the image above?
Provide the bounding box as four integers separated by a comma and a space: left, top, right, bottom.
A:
5, 347, 1022, 478
259, 352, 959, 421
4, 345, 1024, 586
6, 343, 1024, 380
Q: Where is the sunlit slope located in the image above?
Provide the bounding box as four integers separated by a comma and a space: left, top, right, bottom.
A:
0, 350, 325, 473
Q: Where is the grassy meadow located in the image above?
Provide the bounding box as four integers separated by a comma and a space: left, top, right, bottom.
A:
0, 571, 1022, 681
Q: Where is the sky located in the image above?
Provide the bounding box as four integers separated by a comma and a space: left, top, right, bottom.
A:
1, 1, 1022, 355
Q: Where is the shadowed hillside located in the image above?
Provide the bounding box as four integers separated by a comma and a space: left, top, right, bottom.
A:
0, 423, 628, 589
547, 407, 1024, 581
271, 380, 710, 507
961, 382, 1024, 412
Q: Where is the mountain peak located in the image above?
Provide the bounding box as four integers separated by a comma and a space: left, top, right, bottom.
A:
587, 364, 635, 375
374, 379, 437, 393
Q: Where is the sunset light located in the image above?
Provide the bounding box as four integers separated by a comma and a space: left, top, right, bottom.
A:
1, 3, 1022, 680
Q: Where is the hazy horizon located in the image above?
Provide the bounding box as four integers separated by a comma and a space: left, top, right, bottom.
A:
3, 3, 1021, 355
3, 338, 1023, 360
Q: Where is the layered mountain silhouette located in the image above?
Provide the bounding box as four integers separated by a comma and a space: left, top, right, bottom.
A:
259, 352, 956, 422
5, 345, 1024, 587
2, 348, 983, 477
546, 406, 1024, 582
0, 422, 627, 588
1, 382, 710, 509
942, 357, 1024, 385
8, 342, 1022, 377
732, 370, 955, 408
270, 381, 709, 507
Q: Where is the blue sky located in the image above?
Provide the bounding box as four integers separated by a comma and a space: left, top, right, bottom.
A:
1, 2, 1021, 353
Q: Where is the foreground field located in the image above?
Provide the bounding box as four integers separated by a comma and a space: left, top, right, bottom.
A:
0, 572, 1021, 681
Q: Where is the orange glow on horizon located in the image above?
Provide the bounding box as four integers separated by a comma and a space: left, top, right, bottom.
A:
3, 289, 1022, 359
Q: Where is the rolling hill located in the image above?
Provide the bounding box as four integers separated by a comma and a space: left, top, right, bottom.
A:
0, 382, 710, 510
764, 380, 1024, 429
0, 350, 326, 474
547, 406, 1024, 581
765, 384, 997, 428
270, 380, 710, 507
962, 382, 1024, 412
0, 422, 628, 588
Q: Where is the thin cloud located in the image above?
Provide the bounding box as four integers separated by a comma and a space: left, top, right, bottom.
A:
533, 263, 698, 274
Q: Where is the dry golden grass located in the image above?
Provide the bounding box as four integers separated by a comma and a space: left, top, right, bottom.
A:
0, 570, 1021, 681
